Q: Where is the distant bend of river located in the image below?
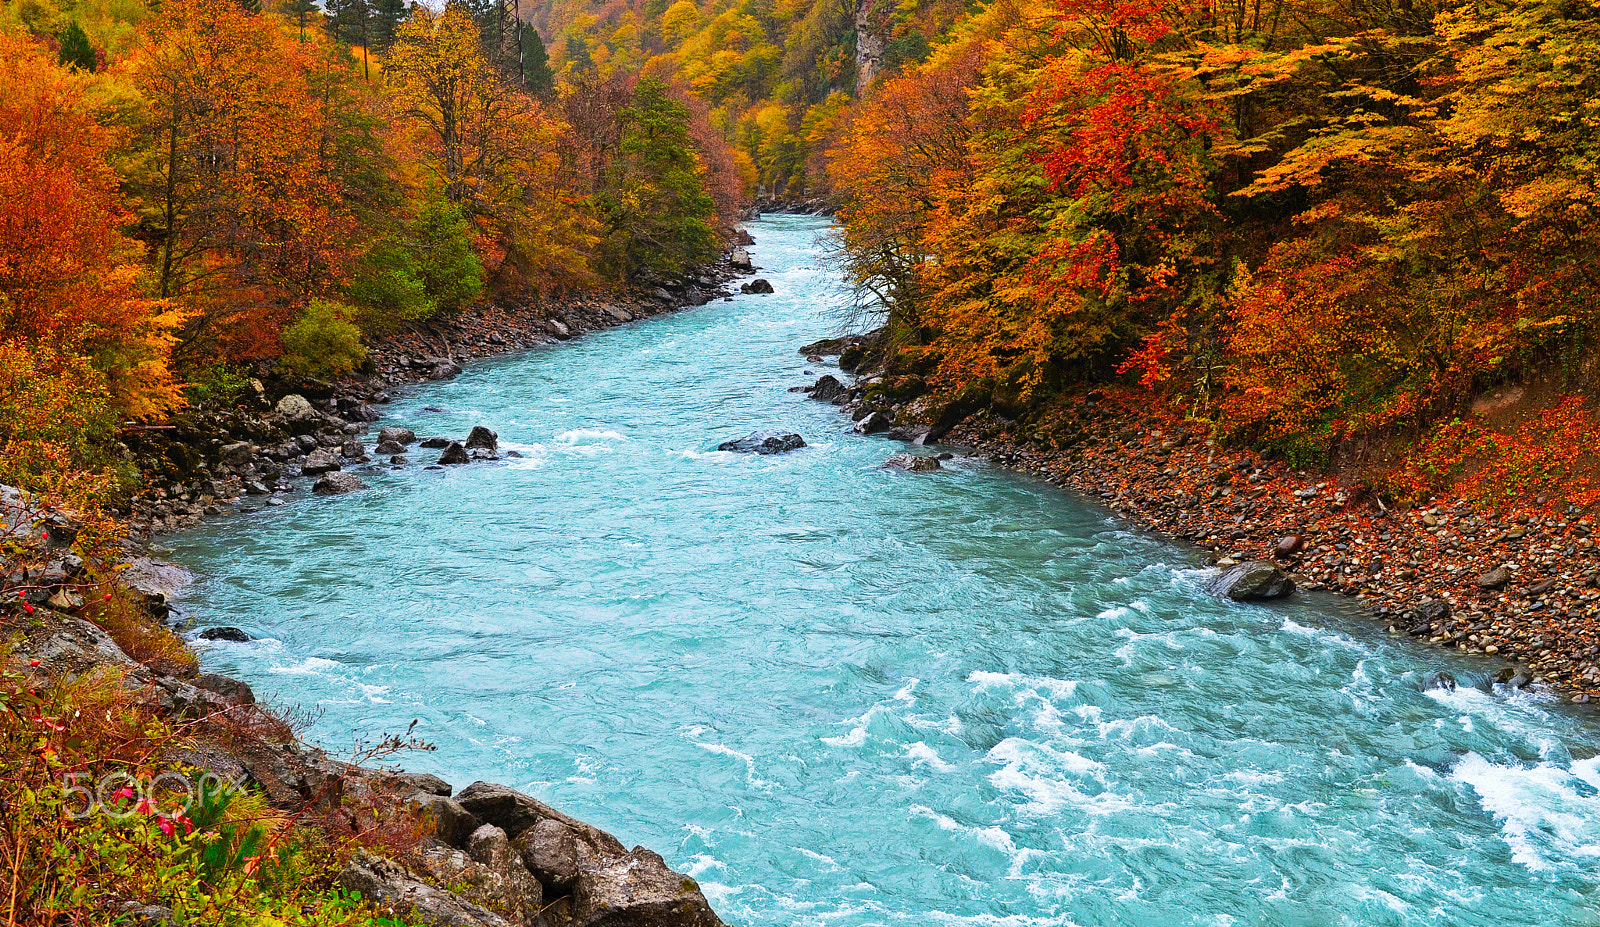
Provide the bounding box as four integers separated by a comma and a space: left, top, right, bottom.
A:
171, 215, 1600, 927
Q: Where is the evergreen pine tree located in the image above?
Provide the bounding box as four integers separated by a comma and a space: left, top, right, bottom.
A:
522, 28, 554, 96
284, 0, 318, 40
56, 21, 96, 72
370, 0, 409, 54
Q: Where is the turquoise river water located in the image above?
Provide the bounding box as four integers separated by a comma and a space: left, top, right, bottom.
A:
169, 216, 1600, 926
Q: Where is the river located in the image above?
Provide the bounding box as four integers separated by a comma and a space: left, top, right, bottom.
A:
169, 215, 1600, 926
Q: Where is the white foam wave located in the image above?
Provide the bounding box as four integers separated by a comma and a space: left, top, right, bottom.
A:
1450, 752, 1600, 872
986, 737, 1130, 816
695, 741, 775, 789
268, 656, 341, 675
554, 428, 625, 444
907, 742, 956, 772
967, 670, 1079, 701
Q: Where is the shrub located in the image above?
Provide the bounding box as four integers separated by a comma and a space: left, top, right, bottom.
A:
183, 362, 252, 406
277, 300, 368, 381
346, 237, 435, 325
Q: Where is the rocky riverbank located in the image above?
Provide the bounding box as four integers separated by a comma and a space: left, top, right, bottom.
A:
0, 263, 752, 923
122, 260, 747, 538
793, 336, 1600, 704
1, 485, 729, 927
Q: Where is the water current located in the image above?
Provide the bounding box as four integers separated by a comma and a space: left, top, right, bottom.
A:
169, 216, 1600, 926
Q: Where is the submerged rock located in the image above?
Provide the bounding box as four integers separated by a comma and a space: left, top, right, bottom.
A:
716, 431, 806, 454
198, 626, 252, 642
1209, 561, 1295, 601
313, 472, 366, 495
1421, 670, 1457, 692
883, 454, 941, 472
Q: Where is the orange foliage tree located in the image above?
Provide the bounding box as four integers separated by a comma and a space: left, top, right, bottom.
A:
125, 0, 359, 363
0, 33, 183, 421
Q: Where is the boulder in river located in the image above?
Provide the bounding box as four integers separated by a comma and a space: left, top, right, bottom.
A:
1421, 670, 1457, 692
375, 439, 406, 455
465, 426, 498, 451
1209, 561, 1295, 601
854, 411, 892, 435
419, 437, 451, 449
424, 358, 463, 380
716, 431, 806, 454
301, 448, 341, 476
809, 374, 845, 403
741, 279, 775, 295
438, 442, 471, 465
198, 626, 252, 642
313, 472, 366, 495
883, 454, 941, 472
378, 427, 416, 446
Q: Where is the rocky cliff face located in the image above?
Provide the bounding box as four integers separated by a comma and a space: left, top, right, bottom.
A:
854, 0, 889, 93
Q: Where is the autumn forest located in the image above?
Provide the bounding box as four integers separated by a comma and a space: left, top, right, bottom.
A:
5, 0, 1600, 526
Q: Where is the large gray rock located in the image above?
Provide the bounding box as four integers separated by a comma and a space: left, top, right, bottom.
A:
512, 816, 627, 895
120, 557, 193, 606
301, 448, 342, 476
219, 441, 255, 467
572, 847, 725, 927
883, 454, 940, 472
808, 375, 845, 403
438, 442, 471, 465
425, 358, 464, 380
411, 837, 544, 927
716, 431, 806, 455
338, 850, 513, 927
276, 394, 317, 421
1209, 561, 1294, 601
409, 794, 482, 849
379, 426, 417, 446
466, 426, 498, 451
313, 472, 366, 495
854, 411, 892, 435
456, 782, 628, 893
